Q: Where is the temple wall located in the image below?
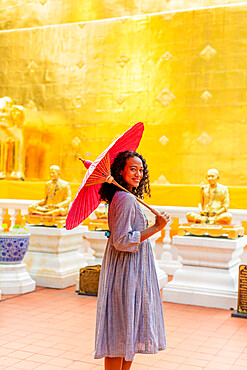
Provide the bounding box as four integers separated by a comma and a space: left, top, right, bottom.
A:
0, 1, 245, 29
1, 2, 247, 206
2, 181, 247, 209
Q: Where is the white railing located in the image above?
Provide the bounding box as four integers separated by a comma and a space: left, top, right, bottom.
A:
0, 199, 35, 227
1, 199, 247, 229
1, 199, 247, 275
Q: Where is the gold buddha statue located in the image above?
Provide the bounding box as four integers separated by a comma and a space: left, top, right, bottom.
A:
0, 96, 25, 180
28, 165, 71, 217
186, 169, 232, 225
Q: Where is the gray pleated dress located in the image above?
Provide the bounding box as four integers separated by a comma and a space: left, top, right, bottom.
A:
94, 191, 166, 361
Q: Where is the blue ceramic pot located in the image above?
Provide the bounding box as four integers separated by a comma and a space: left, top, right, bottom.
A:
0, 233, 31, 264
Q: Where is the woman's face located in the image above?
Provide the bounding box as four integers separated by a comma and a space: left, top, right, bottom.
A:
120, 156, 144, 190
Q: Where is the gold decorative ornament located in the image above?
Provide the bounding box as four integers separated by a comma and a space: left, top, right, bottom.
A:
156, 88, 176, 107
196, 132, 212, 146
116, 55, 130, 68
116, 96, 125, 105
201, 91, 212, 103
162, 51, 172, 61
200, 45, 217, 61
159, 135, 169, 146
39, 0, 48, 6
178, 223, 244, 240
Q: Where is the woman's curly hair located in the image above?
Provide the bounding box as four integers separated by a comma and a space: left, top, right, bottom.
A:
99, 151, 151, 204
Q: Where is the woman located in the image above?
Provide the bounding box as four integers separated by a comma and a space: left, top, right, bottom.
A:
95, 151, 170, 370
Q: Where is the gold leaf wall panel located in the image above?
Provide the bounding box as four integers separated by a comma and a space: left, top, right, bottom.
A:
1, 3, 247, 188
0, 1, 245, 30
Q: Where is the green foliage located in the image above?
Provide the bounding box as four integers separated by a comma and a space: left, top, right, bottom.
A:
1, 224, 29, 234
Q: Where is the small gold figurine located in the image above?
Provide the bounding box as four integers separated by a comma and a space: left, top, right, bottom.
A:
88, 204, 109, 231
27, 165, 71, 227
187, 168, 232, 224
178, 169, 244, 239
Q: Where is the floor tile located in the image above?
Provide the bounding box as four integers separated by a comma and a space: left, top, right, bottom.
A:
0, 357, 20, 367
1, 285, 247, 370
206, 361, 231, 370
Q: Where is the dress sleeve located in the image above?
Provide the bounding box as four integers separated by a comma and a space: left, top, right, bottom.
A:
111, 193, 141, 253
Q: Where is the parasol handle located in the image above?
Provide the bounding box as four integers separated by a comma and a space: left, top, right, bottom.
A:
111, 179, 160, 217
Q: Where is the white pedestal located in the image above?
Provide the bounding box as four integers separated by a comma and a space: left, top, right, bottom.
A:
79, 236, 96, 266
149, 233, 168, 289
163, 235, 247, 309
24, 226, 87, 289
158, 244, 182, 276
241, 245, 247, 264
0, 262, 36, 294
153, 226, 182, 276
83, 230, 107, 259
155, 260, 168, 289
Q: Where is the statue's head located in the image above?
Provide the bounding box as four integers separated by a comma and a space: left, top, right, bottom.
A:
206, 168, 219, 186
50, 165, 60, 181
10, 105, 25, 127
2, 97, 13, 111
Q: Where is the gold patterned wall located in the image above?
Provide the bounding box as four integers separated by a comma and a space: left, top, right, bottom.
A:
0, 1, 245, 30
1, 2, 247, 190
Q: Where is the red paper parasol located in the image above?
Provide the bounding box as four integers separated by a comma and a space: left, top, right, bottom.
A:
66, 122, 158, 230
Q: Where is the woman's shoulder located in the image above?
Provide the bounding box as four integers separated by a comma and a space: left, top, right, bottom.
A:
109, 191, 144, 220
112, 191, 137, 206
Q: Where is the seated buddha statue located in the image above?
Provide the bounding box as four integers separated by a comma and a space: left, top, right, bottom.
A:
186, 169, 232, 225
28, 165, 71, 217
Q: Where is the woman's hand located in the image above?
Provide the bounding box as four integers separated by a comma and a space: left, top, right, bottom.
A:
140, 211, 171, 243
154, 211, 171, 231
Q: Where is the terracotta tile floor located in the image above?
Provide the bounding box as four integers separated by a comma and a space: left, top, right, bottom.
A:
1, 286, 247, 369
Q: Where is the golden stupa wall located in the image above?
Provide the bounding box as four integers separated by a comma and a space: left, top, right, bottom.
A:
1, 1, 247, 207
0, 1, 244, 29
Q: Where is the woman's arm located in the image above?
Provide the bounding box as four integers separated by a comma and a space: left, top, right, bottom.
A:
140, 211, 171, 242
110, 193, 141, 252
111, 193, 171, 252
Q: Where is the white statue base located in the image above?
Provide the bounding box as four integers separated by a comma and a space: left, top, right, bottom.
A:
155, 260, 168, 289
83, 230, 107, 260
149, 233, 168, 289
153, 228, 182, 276
242, 245, 247, 264
0, 262, 36, 294
163, 235, 247, 309
79, 235, 96, 266
24, 226, 87, 289
158, 249, 182, 276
